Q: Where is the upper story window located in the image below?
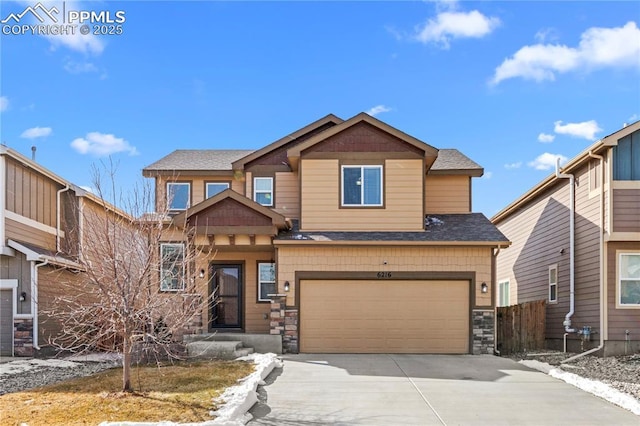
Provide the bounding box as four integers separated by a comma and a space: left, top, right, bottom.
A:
167, 182, 190, 211
206, 182, 230, 199
548, 264, 558, 303
160, 243, 185, 292
342, 165, 383, 207
254, 177, 273, 206
613, 130, 640, 181
619, 253, 640, 306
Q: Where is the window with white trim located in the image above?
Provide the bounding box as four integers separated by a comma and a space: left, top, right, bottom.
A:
167, 182, 190, 211
341, 165, 383, 206
206, 182, 230, 199
258, 262, 276, 302
254, 177, 273, 206
498, 279, 510, 307
548, 264, 558, 303
619, 253, 640, 306
160, 243, 185, 291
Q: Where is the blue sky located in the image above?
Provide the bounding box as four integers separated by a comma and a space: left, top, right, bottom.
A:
1, 0, 639, 217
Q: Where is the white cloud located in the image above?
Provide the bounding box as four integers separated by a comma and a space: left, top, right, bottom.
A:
366, 105, 392, 116
528, 153, 568, 171
21, 126, 52, 139
482, 171, 493, 179
64, 60, 99, 74
415, 9, 501, 48
628, 113, 639, 123
554, 120, 602, 140
504, 162, 522, 170
534, 28, 559, 43
11, 1, 105, 54
71, 132, 138, 156
0, 96, 8, 112
491, 22, 640, 85
538, 133, 555, 143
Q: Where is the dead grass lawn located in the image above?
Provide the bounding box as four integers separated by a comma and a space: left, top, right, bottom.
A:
0, 360, 254, 425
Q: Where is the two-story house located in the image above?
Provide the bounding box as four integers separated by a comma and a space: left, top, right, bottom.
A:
143, 113, 509, 354
0, 146, 126, 357
492, 121, 640, 356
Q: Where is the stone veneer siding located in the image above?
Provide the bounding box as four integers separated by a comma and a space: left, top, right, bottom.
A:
14, 318, 34, 357
472, 310, 495, 354
270, 295, 299, 353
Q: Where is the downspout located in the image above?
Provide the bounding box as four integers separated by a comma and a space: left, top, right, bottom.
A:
31, 259, 49, 351
56, 185, 71, 253
493, 245, 502, 356
555, 158, 575, 333
564, 151, 605, 361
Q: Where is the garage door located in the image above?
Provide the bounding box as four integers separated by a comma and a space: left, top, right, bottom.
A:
0, 289, 13, 356
300, 280, 469, 354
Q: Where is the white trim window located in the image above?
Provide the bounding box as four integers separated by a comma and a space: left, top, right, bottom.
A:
160, 243, 185, 292
498, 279, 510, 307
341, 165, 383, 206
619, 253, 640, 306
254, 177, 273, 206
167, 182, 190, 211
258, 262, 276, 302
548, 264, 558, 303
206, 182, 230, 199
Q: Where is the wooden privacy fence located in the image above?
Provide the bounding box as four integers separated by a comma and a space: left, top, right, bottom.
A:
496, 300, 546, 355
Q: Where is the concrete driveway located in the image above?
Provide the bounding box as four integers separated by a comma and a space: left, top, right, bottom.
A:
249, 354, 638, 425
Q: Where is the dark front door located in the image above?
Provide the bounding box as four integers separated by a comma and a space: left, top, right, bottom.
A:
210, 264, 243, 329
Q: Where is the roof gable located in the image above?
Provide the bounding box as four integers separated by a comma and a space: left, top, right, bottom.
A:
287, 113, 439, 169
172, 189, 288, 235
232, 114, 343, 171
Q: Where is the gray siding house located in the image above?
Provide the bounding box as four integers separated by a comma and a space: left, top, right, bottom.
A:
492, 121, 640, 356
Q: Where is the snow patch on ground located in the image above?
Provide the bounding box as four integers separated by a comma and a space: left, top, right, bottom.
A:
64, 352, 122, 363
99, 352, 283, 426
521, 360, 640, 416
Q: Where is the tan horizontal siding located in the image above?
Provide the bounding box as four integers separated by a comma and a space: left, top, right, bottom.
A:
157, 175, 238, 210
425, 175, 470, 214
5, 218, 56, 250
612, 189, 640, 232
274, 172, 299, 219
300, 159, 424, 231
495, 163, 602, 339
277, 246, 492, 308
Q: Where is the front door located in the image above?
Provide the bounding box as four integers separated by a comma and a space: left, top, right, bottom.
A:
210, 264, 243, 330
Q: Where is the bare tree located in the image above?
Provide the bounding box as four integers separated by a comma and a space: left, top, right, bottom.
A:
44, 164, 213, 392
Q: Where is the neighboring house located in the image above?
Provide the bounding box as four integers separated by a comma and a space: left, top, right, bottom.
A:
0, 146, 125, 356
143, 113, 509, 355
492, 121, 640, 356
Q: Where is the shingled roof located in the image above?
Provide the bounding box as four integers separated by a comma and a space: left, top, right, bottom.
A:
143, 148, 481, 175
276, 214, 509, 244
430, 149, 484, 176
143, 149, 254, 175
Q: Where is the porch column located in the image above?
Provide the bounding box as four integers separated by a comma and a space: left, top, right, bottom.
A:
270, 295, 298, 354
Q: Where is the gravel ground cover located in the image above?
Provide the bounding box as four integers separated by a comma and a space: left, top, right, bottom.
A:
0, 358, 118, 395
507, 351, 640, 402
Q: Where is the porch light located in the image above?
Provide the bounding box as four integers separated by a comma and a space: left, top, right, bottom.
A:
199, 269, 205, 279
284, 281, 290, 292
481, 282, 488, 294
19, 291, 27, 302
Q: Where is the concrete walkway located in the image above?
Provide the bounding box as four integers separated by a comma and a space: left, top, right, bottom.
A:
249, 354, 639, 425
